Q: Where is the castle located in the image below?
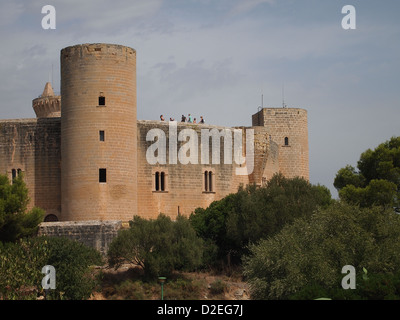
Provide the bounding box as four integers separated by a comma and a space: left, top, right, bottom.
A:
0, 43, 309, 225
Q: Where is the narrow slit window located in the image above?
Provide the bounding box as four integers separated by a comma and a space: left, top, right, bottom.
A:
12, 169, 17, 181
98, 96, 105, 106
204, 170, 213, 192
99, 130, 105, 141
99, 168, 107, 183
155, 172, 160, 191
160, 172, 165, 191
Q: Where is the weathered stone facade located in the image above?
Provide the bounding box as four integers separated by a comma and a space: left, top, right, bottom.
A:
252, 108, 309, 180
38, 220, 122, 255
0, 43, 309, 224
0, 118, 61, 218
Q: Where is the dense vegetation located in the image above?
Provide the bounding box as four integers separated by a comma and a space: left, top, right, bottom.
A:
0, 174, 44, 242
0, 236, 103, 300
242, 203, 400, 299
108, 214, 203, 279
334, 136, 400, 209
0, 173, 103, 300
189, 173, 332, 266
243, 136, 400, 300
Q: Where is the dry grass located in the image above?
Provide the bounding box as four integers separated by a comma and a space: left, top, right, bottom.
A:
90, 264, 249, 300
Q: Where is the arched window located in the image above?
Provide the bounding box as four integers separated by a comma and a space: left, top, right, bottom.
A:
284, 137, 289, 146
11, 168, 22, 184
44, 214, 59, 222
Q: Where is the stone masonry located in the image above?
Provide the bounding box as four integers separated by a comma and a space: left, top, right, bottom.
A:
38, 220, 122, 256
0, 43, 309, 253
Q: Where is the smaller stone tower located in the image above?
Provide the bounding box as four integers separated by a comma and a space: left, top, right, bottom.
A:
252, 107, 309, 180
32, 82, 61, 118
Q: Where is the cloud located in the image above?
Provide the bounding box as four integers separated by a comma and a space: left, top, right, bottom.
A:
228, 0, 275, 16
0, 2, 24, 27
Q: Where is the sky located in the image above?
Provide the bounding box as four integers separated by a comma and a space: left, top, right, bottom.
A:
0, 0, 399, 197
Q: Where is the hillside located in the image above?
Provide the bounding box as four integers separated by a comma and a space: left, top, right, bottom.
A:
90, 263, 249, 300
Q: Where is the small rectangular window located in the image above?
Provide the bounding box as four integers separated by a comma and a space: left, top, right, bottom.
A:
99, 96, 105, 106
99, 168, 107, 183
99, 130, 105, 141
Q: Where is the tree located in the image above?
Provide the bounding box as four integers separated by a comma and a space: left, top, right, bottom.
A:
333, 165, 365, 190
334, 136, 400, 208
108, 214, 203, 278
45, 236, 103, 300
190, 173, 333, 265
242, 203, 400, 300
0, 236, 103, 300
0, 173, 44, 242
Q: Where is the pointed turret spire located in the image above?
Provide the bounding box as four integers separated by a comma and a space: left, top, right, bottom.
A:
32, 82, 61, 118
41, 82, 55, 97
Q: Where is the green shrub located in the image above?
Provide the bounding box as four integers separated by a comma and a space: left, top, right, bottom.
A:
0, 173, 44, 243
0, 237, 48, 300
243, 203, 400, 300
190, 173, 333, 266
209, 279, 227, 295
45, 236, 103, 300
108, 214, 203, 279
163, 277, 205, 300
0, 236, 103, 300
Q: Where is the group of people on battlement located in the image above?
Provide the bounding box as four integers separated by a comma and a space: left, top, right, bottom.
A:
160, 114, 205, 124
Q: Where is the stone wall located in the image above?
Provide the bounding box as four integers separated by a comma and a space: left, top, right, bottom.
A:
252, 108, 309, 180
38, 220, 122, 255
0, 118, 61, 218
136, 120, 264, 219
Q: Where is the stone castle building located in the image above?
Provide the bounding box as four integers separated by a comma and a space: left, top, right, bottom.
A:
0, 43, 309, 225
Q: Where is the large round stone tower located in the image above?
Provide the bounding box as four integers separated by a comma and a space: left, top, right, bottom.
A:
60, 43, 137, 221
